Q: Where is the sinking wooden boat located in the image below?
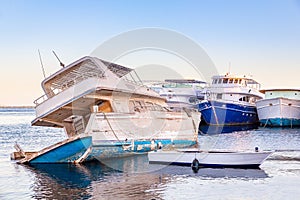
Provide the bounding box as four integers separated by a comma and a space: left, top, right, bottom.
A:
13, 136, 92, 164
148, 148, 272, 169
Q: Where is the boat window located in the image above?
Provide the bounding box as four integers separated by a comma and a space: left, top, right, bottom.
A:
216, 94, 222, 99
189, 96, 198, 104
218, 79, 222, 84
223, 78, 228, 84
133, 101, 145, 112
229, 79, 233, 84
239, 96, 250, 102
239, 79, 242, 84
213, 79, 218, 84
234, 79, 238, 84
98, 101, 113, 113
154, 104, 164, 111
136, 101, 143, 108
145, 102, 154, 110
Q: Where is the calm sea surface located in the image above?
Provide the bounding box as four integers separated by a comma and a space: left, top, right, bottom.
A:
0, 108, 300, 200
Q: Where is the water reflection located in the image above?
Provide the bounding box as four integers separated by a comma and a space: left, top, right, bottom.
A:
25, 160, 165, 200
24, 154, 269, 199
199, 124, 258, 134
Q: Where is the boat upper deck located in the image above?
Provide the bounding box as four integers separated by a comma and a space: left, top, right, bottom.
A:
260, 89, 300, 100
32, 56, 164, 127
35, 57, 143, 105
211, 74, 261, 90
205, 74, 264, 103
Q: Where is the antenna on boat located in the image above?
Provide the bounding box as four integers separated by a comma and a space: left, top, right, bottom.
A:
38, 49, 46, 79
52, 50, 65, 68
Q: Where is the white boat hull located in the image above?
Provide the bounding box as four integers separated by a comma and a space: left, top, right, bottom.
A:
256, 97, 300, 126
148, 149, 272, 168
85, 110, 200, 160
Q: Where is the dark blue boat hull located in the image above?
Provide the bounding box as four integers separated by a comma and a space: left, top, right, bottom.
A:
199, 124, 258, 134
198, 100, 259, 126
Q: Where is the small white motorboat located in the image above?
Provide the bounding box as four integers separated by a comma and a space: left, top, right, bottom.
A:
148, 148, 272, 169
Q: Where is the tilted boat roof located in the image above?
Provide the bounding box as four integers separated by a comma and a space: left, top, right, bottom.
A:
42, 56, 133, 88
98, 58, 133, 78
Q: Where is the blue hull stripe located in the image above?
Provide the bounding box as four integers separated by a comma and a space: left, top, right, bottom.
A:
88, 139, 196, 160
260, 118, 300, 127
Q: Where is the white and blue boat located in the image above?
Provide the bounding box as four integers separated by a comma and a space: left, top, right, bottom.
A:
146, 79, 207, 110
15, 56, 200, 164
198, 74, 264, 126
256, 89, 300, 127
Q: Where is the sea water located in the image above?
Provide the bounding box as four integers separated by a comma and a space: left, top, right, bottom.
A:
0, 108, 300, 200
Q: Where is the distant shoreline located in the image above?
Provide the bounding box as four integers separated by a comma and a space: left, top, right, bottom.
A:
0, 106, 34, 109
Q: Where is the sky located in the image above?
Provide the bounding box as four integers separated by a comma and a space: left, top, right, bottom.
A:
0, 0, 300, 106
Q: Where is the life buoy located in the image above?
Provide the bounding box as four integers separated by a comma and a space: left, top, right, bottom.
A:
191, 158, 200, 172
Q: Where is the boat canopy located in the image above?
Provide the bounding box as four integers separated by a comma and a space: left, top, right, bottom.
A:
100, 59, 133, 78
165, 79, 206, 84
40, 57, 137, 99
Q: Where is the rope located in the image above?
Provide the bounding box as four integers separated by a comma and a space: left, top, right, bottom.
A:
102, 112, 122, 144
102, 113, 137, 152
183, 108, 197, 133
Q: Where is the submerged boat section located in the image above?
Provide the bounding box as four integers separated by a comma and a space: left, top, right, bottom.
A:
15, 136, 92, 164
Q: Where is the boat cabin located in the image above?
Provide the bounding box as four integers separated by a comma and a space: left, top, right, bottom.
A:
206, 74, 264, 104
260, 89, 300, 100
211, 74, 261, 90
31, 56, 166, 137
147, 79, 207, 107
